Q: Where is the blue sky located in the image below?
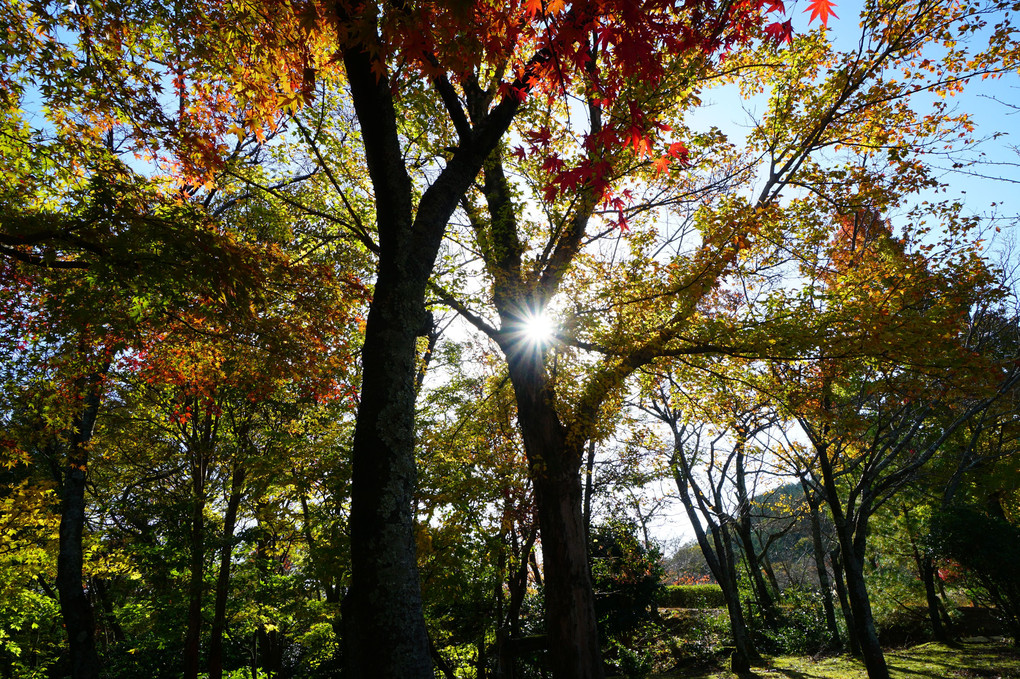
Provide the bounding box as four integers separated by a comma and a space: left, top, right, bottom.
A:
814, 0, 1019, 227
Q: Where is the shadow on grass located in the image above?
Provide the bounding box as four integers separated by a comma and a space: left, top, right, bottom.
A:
883, 662, 948, 679
758, 670, 827, 679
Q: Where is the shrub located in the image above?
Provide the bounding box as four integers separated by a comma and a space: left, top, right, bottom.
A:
589, 519, 664, 638
611, 640, 654, 679
663, 609, 731, 669
756, 589, 836, 655
659, 584, 725, 609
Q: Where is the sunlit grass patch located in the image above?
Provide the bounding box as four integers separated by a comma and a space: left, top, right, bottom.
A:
648, 639, 1020, 679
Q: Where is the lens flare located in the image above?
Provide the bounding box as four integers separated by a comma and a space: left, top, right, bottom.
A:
522, 310, 554, 345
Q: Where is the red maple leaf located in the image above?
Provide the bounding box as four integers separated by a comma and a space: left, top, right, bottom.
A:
804, 0, 838, 25
667, 142, 689, 164
764, 20, 793, 44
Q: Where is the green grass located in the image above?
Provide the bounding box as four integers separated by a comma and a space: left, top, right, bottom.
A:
648, 640, 1020, 679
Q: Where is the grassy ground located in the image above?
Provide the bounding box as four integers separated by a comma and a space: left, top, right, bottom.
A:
651, 639, 1020, 679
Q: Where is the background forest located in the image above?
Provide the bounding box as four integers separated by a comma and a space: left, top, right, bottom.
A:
1, 1, 1019, 679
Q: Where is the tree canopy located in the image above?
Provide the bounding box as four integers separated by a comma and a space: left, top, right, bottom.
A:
1, 1, 1019, 679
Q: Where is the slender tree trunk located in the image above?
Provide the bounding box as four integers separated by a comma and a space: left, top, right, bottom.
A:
901, 505, 949, 643
92, 577, 125, 646
508, 521, 539, 637
809, 514, 841, 649
496, 528, 510, 679
208, 464, 247, 679
583, 439, 596, 541
252, 514, 284, 678
183, 454, 207, 679
55, 369, 105, 679
672, 476, 759, 668
529, 552, 543, 589
429, 635, 457, 679
666, 422, 759, 670
250, 631, 258, 679
734, 441, 778, 629
815, 435, 886, 678
715, 523, 758, 673
919, 556, 950, 642
477, 630, 488, 679
825, 495, 886, 677
802, 480, 840, 649
497, 515, 539, 678
830, 548, 861, 656
934, 567, 954, 633
839, 538, 888, 679
761, 552, 781, 596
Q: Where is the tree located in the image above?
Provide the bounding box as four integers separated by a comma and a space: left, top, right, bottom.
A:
307, 3, 802, 677
0, 1, 330, 672
425, 2, 862, 668
768, 209, 1018, 678
644, 0, 1020, 671
642, 372, 764, 672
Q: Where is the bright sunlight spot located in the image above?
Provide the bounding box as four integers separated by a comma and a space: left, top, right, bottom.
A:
522, 310, 555, 346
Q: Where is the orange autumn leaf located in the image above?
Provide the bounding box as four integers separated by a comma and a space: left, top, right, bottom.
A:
804, 0, 838, 25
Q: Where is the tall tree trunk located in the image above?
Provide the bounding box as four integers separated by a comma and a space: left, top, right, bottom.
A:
338, 28, 434, 679
467, 125, 609, 677
208, 463, 247, 679
55, 370, 105, 679
665, 419, 759, 670
183, 450, 208, 679
919, 556, 951, 641
337, 7, 520, 673
344, 271, 433, 678
533, 470, 602, 679
715, 523, 759, 673
839, 536, 888, 679
507, 351, 604, 679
